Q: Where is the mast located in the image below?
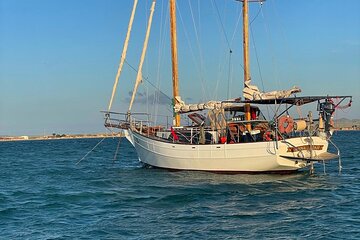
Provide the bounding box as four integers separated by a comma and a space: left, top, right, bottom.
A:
243, 0, 251, 129
170, 0, 181, 127
108, 0, 138, 112
128, 0, 156, 112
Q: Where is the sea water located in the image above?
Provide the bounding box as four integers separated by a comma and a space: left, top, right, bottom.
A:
1, 131, 359, 239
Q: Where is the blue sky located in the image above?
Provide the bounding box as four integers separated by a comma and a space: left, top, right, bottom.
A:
0, 0, 359, 136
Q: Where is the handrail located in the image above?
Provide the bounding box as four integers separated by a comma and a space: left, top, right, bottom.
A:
328, 138, 342, 174
101, 111, 150, 116
228, 119, 269, 124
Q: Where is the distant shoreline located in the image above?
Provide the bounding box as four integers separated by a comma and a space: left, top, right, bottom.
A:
1, 129, 358, 142
0, 133, 123, 142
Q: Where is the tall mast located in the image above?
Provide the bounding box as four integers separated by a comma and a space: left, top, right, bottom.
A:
128, 0, 156, 112
243, 0, 251, 128
170, 0, 181, 127
108, 0, 138, 112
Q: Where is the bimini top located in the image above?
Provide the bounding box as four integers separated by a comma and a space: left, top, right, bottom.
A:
235, 95, 352, 106
174, 95, 352, 114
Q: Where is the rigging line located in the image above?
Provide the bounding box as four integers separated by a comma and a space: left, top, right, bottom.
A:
196, 0, 208, 100
213, 51, 227, 100
128, 0, 156, 112
176, 2, 206, 100
214, 65, 225, 101
154, 0, 168, 125
295, 102, 303, 119
210, 1, 238, 100
250, 4, 271, 119
176, 5, 198, 73
124, 60, 172, 101
146, 83, 149, 118
125, 57, 172, 115
197, 0, 201, 39
76, 137, 106, 165
187, 0, 208, 100
211, 0, 232, 51
113, 136, 122, 163
230, 2, 242, 45
260, 2, 280, 90
272, 0, 295, 80
250, 21, 264, 92
250, 1, 263, 25
144, 0, 149, 111
227, 51, 233, 99
105, 126, 118, 139
229, 3, 245, 72
233, 3, 247, 72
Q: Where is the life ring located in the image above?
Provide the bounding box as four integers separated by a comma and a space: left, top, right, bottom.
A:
278, 116, 294, 134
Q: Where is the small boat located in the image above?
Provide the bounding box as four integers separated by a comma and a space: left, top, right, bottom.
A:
104, 0, 352, 173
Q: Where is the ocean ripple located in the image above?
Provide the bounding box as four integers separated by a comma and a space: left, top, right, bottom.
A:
0, 132, 359, 239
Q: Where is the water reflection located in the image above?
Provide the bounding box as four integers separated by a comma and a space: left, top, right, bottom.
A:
163, 170, 306, 185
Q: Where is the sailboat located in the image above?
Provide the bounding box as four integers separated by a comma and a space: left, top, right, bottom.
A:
104, 0, 352, 173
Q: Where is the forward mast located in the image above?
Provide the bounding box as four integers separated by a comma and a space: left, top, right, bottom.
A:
169, 0, 181, 127
242, 0, 252, 130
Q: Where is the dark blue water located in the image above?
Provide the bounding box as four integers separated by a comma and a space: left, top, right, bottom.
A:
1, 131, 359, 239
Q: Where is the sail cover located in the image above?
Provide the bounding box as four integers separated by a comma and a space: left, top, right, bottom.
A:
243, 80, 301, 101
174, 97, 234, 113
174, 81, 301, 113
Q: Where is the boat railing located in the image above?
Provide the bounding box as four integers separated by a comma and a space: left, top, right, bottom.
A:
102, 111, 148, 129
103, 111, 181, 141
104, 110, 328, 145
127, 113, 174, 134
170, 126, 217, 144
226, 116, 327, 144
103, 112, 129, 129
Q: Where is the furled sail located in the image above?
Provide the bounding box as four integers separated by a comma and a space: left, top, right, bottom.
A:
243, 80, 301, 101
174, 96, 234, 113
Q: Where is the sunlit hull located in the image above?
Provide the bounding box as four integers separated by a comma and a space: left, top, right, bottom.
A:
124, 130, 330, 172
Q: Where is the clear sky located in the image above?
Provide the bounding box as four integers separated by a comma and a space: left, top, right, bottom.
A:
1, 0, 359, 136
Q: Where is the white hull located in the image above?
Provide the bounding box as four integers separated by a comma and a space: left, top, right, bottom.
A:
125, 130, 329, 172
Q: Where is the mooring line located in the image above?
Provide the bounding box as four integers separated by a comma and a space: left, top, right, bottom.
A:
113, 137, 122, 163
76, 137, 106, 165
